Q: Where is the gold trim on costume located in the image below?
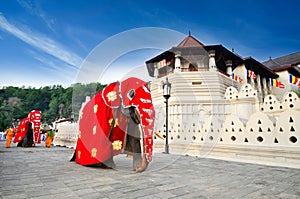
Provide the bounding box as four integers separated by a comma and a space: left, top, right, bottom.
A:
93, 104, 98, 113
112, 140, 122, 150
93, 126, 97, 135
106, 91, 117, 102
91, 148, 97, 158
109, 118, 119, 127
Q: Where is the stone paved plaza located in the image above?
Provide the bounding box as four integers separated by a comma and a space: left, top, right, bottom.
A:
0, 141, 299, 199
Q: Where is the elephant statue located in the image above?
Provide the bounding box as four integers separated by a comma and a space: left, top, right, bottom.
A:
71, 77, 155, 172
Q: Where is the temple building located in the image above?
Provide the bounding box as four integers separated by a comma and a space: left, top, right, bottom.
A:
146, 33, 300, 168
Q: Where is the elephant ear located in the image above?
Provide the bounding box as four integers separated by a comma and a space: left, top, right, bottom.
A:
120, 77, 155, 162
13, 118, 29, 143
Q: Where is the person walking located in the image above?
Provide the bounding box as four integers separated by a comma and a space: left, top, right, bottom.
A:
45, 129, 55, 148
5, 125, 16, 148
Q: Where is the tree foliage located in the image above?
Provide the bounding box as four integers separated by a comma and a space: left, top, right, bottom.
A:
0, 83, 106, 131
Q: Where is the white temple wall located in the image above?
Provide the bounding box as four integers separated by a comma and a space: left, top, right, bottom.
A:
260, 91, 300, 118
221, 114, 245, 144
275, 110, 299, 146
244, 112, 276, 145
153, 82, 300, 168
224, 84, 259, 119
282, 91, 300, 110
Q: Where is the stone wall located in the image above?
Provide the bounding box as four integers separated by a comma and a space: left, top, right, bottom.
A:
154, 84, 300, 168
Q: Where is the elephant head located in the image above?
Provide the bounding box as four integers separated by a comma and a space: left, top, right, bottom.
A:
72, 77, 155, 172
119, 77, 155, 172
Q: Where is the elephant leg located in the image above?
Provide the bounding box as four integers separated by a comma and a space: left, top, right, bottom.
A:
126, 133, 142, 171
17, 140, 23, 147
125, 106, 149, 172
127, 134, 149, 172
102, 156, 116, 169
70, 151, 76, 161
131, 136, 142, 170
22, 136, 28, 147
135, 154, 148, 173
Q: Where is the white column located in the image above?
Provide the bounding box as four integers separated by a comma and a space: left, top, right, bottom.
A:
225, 60, 232, 75
154, 65, 158, 78
208, 50, 217, 70
262, 77, 268, 97
174, 53, 181, 73
250, 76, 255, 87
256, 74, 262, 101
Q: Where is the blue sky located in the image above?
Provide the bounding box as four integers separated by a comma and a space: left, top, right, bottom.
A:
0, 0, 299, 87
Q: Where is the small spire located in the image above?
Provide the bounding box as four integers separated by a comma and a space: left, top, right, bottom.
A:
188, 30, 191, 36
232, 48, 234, 52
269, 56, 272, 60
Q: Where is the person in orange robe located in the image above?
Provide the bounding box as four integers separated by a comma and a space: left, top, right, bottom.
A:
45, 130, 55, 148
6, 125, 16, 148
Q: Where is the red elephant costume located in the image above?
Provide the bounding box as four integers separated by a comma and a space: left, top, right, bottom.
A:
28, 110, 42, 144
14, 110, 42, 145
13, 117, 29, 143
74, 77, 155, 167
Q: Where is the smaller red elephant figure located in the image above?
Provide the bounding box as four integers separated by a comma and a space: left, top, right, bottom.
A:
71, 77, 155, 172
14, 110, 42, 147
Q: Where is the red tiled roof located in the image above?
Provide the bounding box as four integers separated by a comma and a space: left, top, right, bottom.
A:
273, 65, 293, 72
177, 35, 204, 47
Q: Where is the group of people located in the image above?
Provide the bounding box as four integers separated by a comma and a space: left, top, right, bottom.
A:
5, 122, 55, 148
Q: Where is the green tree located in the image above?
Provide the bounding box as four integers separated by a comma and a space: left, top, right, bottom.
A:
0, 82, 106, 130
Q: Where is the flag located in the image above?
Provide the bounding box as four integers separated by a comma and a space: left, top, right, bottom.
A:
279, 82, 285, 88
269, 78, 285, 89
231, 73, 243, 83
289, 74, 299, 84
269, 78, 278, 87
247, 69, 257, 80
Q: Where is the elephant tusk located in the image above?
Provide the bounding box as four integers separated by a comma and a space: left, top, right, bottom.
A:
155, 132, 165, 140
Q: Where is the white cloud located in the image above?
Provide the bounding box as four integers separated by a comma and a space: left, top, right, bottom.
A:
17, 0, 56, 32
0, 14, 83, 69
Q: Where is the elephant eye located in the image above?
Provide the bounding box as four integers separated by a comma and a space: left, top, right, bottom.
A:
128, 89, 135, 100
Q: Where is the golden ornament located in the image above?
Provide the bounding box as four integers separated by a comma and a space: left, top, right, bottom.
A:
112, 140, 122, 150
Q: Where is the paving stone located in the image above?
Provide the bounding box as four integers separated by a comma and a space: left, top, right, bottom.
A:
0, 141, 300, 198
